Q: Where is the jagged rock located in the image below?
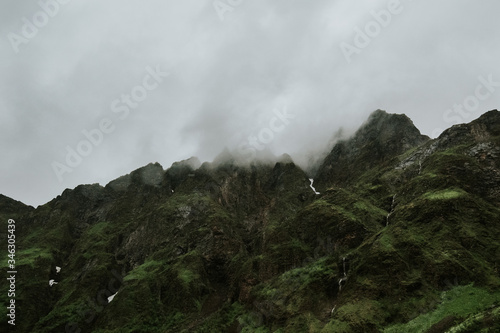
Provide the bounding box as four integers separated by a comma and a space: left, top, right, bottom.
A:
315, 109, 429, 189
106, 173, 132, 192
107, 162, 164, 191
2, 109, 500, 333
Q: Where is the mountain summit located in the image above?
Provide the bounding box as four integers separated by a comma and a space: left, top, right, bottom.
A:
1, 110, 500, 333
315, 109, 429, 189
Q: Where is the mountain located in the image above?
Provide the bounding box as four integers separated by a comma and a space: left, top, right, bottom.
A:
1, 110, 500, 333
315, 109, 430, 189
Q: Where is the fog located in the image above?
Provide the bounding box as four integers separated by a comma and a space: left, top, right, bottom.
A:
1, 0, 499, 206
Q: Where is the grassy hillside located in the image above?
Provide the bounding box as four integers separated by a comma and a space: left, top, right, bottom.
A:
1, 110, 499, 332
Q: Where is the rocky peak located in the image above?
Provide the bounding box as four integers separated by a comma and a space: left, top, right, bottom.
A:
354, 109, 429, 148
133, 162, 164, 186
171, 156, 201, 170
211, 147, 236, 167
58, 183, 106, 202
277, 153, 294, 164
399, 110, 500, 169
439, 109, 500, 143
0, 194, 33, 213
315, 109, 430, 188
3, 110, 500, 332
396, 110, 500, 202
106, 162, 165, 192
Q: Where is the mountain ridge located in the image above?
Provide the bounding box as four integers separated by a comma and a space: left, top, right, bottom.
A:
1, 109, 500, 332
5, 109, 498, 208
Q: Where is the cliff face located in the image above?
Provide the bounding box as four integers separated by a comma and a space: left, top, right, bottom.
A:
2, 110, 500, 333
315, 109, 430, 190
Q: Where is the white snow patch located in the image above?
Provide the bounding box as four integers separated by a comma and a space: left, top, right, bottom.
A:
56, 266, 61, 274
108, 292, 118, 303
309, 179, 320, 195
49, 280, 58, 287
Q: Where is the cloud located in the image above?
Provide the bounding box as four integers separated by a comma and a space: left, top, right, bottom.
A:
1, 0, 499, 206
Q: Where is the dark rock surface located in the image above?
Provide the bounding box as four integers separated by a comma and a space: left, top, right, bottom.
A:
1, 110, 500, 332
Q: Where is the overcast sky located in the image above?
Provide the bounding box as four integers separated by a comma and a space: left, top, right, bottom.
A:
1, 0, 499, 207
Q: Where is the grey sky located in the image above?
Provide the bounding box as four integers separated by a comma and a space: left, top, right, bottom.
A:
1, 0, 499, 207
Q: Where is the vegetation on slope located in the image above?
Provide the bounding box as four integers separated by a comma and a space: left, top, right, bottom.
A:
1, 110, 500, 332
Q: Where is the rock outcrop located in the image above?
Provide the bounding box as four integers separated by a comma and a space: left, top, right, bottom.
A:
2, 110, 500, 333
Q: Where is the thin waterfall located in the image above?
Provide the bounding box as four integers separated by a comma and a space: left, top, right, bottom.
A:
386, 194, 396, 226
333, 257, 349, 314
309, 178, 320, 195
337, 257, 348, 293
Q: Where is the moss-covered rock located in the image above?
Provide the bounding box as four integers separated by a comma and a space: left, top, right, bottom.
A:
2, 110, 500, 332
